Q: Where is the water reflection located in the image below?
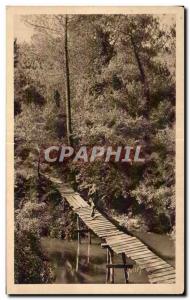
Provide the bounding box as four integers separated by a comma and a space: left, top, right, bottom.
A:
41, 237, 149, 284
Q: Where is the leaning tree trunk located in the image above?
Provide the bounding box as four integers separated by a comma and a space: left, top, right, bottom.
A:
64, 15, 72, 146
130, 34, 151, 155
130, 34, 150, 119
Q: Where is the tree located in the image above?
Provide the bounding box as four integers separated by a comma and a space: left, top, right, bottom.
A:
23, 15, 73, 145
15, 14, 176, 236
64, 15, 72, 145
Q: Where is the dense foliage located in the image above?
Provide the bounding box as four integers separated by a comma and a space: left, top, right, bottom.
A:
14, 14, 176, 283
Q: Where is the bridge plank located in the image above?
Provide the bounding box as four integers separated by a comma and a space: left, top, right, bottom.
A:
135, 257, 162, 265
99, 232, 123, 238
151, 278, 175, 284
148, 270, 175, 279
94, 229, 120, 234
150, 274, 175, 282
114, 246, 148, 254
146, 264, 174, 273
88, 226, 116, 231
148, 267, 174, 276
108, 240, 143, 247
95, 231, 121, 236
106, 236, 137, 243
138, 262, 168, 270
77, 212, 102, 217
72, 194, 89, 206
111, 241, 147, 249
130, 253, 156, 260
84, 219, 113, 225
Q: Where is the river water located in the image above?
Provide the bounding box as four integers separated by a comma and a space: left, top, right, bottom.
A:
41, 232, 175, 284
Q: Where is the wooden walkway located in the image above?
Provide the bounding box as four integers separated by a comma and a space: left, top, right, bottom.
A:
49, 176, 175, 284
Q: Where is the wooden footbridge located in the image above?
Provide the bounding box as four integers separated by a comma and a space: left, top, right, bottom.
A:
49, 175, 175, 284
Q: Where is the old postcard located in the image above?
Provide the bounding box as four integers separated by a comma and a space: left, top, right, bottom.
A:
6, 6, 184, 294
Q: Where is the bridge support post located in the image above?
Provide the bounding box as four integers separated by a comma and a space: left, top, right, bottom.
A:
106, 248, 111, 283
88, 230, 92, 245
77, 215, 81, 244
87, 231, 91, 264
121, 253, 129, 283
102, 243, 133, 284
76, 239, 80, 272
109, 249, 114, 283
106, 248, 114, 283
76, 215, 81, 272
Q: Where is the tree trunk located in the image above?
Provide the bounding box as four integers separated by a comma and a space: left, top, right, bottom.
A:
130, 34, 151, 153
130, 34, 150, 118
64, 15, 72, 146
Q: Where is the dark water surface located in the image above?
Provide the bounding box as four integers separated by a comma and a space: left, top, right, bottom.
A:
41, 232, 175, 284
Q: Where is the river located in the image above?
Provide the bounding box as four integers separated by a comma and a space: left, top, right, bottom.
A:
41, 232, 175, 284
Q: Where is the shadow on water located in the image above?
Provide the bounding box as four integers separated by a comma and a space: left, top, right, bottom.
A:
41, 237, 150, 284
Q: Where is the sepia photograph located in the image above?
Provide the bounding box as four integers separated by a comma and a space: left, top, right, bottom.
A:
6, 6, 184, 294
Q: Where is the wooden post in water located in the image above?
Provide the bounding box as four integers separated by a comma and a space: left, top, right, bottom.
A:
121, 253, 129, 283
87, 230, 91, 265
106, 248, 111, 283
76, 215, 81, 272
88, 230, 92, 245
109, 249, 114, 283
77, 215, 81, 244
103, 244, 114, 284
76, 239, 80, 272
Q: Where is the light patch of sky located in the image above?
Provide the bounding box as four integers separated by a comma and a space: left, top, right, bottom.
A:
14, 14, 175, 43
14, 15, 34, 43
159, 14, 176, 27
